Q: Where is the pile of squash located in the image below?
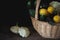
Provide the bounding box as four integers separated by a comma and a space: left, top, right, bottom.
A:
26, 1, 60, 25
39, 6, 60, 25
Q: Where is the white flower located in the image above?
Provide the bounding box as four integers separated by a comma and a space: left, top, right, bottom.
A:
50, 1, 60, 12
10, 26, 20, 34
18, 27, 30, 37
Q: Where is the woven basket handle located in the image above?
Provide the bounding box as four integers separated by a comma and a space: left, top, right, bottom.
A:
35, 0, 41, 20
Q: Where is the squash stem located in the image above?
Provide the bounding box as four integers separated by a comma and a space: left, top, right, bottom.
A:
16, 22, 18, 26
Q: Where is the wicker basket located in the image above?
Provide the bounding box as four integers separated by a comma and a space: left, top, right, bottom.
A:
31, 0, 60, 38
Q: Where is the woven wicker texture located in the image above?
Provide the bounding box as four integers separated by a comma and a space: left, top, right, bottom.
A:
31, 0, 60, 38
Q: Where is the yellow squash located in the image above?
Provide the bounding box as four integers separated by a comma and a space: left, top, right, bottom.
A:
39, 8, 48, 15
53, 15, 60, 23
47, 6, 54, 14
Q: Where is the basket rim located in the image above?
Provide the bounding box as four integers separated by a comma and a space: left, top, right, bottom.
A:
31, 17, 60, 26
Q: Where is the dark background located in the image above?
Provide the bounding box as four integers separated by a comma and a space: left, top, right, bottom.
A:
0, 0, 33, 33
0, 0, 60, 34
0, 0, 60, 40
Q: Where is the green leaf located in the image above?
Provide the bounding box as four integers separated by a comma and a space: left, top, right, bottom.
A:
39, 15, 46, 21
29, 9, 35, 17
27, 1, 31, 6
26, 1, 31, 8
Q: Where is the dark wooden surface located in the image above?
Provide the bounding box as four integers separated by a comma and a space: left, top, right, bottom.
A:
0, 28, 60, 40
